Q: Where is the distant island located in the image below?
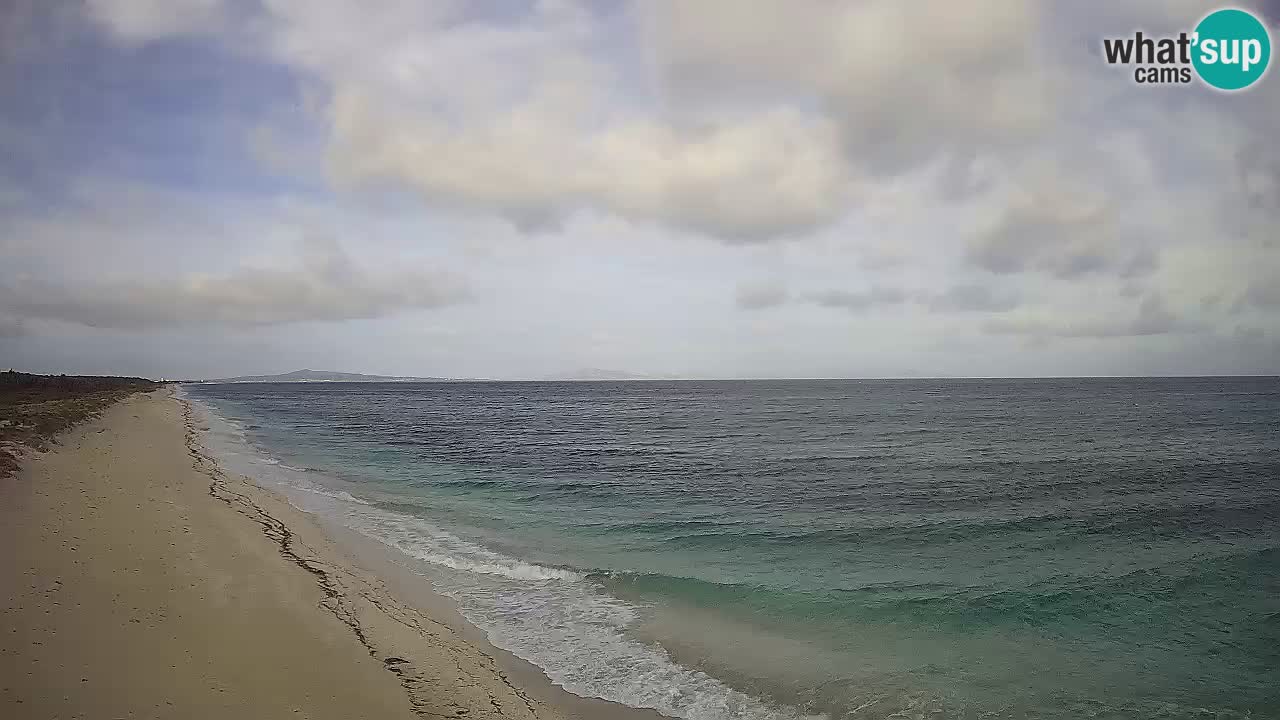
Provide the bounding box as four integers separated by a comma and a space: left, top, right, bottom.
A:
194, 369, 460, 384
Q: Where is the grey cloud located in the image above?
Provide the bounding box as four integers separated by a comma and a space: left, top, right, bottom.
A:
1127, 296, 1188, 336
1226, 260, 1280, 311
1233, 324, 1268, 345
802, 284, 1020, 315
735, 282, 789, 310
642, 1, 1051, 173
1121, 283, 1147, 299
1239, 282, 1280, 310
1257, 0, 1280, 25
0, 314, 27, 338
810, 287, 909, 312
1240, 148, 1280, 213
84, 0, 224, 45
927, 285, 1019, 313
1048, 246, 1157, 280
1233, 143, 1280, 249
984, 295, 1193, 339
966, 202, 1085, 275
0, 238, 466, 330
967, 193, 1158, 280
857, 249, 911, 271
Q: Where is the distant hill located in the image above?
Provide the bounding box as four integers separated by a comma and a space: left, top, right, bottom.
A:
195, 369, 456, 384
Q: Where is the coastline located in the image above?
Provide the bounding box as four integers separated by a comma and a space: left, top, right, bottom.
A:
1, 389, 662, 720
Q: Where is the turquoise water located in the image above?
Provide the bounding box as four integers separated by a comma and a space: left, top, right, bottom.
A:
185, 379, 1280, 719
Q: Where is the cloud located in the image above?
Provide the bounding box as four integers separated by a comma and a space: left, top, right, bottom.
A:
0, 237, 466, 329
68, 0, 1045, 242
73, 0, 1278, 253
330, 90, 849, 241
8, 0, 1276, 378
794, 284, 1021, 315
0, 314, 26, 338
1157, 239, 1280, 318
84, 0, 224, 44
1239, 279, 1280, 310
639, 0, 1051, 171
965, 180, 1158, 279
257, 0, 854, 242
810, 287, 909, 312
927, 285, 1020, 313
735, 281, 789, 310
1232, 324, 1268, 345
984, 295, 1193, 339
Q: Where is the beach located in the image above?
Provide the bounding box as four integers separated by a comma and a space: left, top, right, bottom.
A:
0, 389, 655, 720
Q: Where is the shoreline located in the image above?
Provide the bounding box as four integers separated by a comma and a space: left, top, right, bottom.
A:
2, 389, 663, 719
181, 392, 667, 720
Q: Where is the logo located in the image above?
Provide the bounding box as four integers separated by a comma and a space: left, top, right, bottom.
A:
1102, 7, 1271, 90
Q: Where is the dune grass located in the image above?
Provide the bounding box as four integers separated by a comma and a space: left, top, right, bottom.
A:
0, 371, 160, 477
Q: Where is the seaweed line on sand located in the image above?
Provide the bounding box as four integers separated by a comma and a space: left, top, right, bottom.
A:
178, 394, 542, 720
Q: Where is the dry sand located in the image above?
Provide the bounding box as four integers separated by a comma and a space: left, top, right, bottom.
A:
1, 389, 660, 720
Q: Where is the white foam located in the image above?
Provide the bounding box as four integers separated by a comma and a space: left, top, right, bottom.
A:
339, 504, 824, 719
353, 513, 582, 581
299, 486, 373, 506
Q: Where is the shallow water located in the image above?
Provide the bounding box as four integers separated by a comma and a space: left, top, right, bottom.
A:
184, 378, 1280, 719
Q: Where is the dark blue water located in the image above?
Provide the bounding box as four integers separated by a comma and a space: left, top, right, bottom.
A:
185, 378, 1280, 720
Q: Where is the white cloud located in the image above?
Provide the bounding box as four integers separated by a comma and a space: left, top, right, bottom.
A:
0, 236, 466, 329
330, 88, 848, 241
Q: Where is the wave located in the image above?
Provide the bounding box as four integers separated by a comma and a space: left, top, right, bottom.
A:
598, 544, 1280, 633
586, 518, 752, 535
336, 505, 823, 720
299, 485, 372, 506
181, 393, 375, 509
355, 514, 583, 581
643, 513, 1077, 550
642, 496, 1280, 551
412, 478, 500, 489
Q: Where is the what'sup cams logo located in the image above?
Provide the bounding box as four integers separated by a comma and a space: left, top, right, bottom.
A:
1103, 7, 1272, 90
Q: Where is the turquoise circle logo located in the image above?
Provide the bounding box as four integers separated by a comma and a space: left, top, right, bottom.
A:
1192, 8, 1271, 90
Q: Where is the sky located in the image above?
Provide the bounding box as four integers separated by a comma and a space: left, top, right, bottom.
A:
1, 0, 1278, 380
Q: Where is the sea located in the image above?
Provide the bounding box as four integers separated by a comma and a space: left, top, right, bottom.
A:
181, 378, 1280, 720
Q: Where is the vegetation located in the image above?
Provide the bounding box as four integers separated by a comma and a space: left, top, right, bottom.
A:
0, 371, 160, 477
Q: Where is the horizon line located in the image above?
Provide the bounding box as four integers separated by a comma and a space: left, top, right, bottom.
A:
188, 373, 1280, 382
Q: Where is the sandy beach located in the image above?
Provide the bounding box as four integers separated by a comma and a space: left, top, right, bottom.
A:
1, 389, 657, 720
